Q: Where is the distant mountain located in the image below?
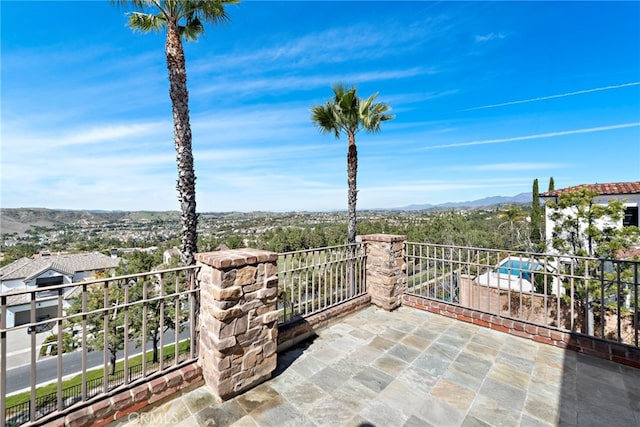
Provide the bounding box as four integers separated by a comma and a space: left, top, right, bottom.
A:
395, 192, 532, 211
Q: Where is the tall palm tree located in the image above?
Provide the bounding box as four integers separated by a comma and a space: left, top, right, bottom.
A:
311, 84, 394, 245
113, 0, 237, 265
311, 84, 393, 294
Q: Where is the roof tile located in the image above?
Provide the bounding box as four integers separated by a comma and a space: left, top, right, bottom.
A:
540, 181, 640, 198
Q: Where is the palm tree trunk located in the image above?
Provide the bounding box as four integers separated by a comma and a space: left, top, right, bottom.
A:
166, 23, 198, 266
346, 134, 357, 297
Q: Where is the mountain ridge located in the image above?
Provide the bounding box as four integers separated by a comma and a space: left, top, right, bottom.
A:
395, 192, 532, 211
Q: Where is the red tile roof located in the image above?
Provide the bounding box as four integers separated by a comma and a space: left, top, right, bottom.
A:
540, 181, 640, 198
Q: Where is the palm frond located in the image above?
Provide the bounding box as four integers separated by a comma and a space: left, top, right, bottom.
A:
116, 0, 236, 41
312, 83, 394, 139
311, 104, 341, 138
192, 0, 238, 24
180, 15, 204, 40
127, 11, 166, 33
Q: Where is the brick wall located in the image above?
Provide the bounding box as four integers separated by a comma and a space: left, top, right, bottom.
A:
403, 294, 640, 369
28, 363, 203, 427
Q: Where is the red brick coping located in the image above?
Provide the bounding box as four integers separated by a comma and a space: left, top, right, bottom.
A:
403, 294, 640, 369
195, 248, 278, 269
30, 363, 203, 427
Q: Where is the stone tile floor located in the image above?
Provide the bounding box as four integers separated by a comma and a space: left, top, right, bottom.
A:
116, 306, 640, 426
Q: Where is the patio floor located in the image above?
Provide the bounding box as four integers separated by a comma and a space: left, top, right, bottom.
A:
115, 305, 640, 427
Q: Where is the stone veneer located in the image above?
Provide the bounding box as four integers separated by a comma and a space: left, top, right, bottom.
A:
195, 249, 279, 400
360, 234, 407, 311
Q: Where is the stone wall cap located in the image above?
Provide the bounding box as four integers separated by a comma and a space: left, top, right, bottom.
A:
195, 249, 278, 269
359, 234, 406, 243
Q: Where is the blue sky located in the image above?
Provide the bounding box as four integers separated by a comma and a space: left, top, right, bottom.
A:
2, 1, 639, 212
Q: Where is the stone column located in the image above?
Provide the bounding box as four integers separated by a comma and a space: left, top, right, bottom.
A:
195, 249, 279, 400
360, 234, 407, 311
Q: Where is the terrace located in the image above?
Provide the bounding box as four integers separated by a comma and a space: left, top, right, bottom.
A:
2, 235, 640, 426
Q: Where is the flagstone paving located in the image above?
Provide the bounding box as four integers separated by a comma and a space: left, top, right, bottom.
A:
115, 305, 640, 426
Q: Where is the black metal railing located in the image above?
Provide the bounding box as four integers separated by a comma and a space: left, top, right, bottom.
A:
4, 351, 190, 426
405, 242, 640, 348
277, 243, 367, 324
1, 266, 200, 427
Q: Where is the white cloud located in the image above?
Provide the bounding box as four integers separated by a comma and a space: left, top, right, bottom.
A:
463, 82, 640, 111
196, 68, 427, 97
424, 123, 640, 150
474, 32, 506, 43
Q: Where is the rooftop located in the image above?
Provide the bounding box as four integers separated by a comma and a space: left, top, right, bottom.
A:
117, 305, 640, 427
0, 252, 120, 282
540, 181, 640, 198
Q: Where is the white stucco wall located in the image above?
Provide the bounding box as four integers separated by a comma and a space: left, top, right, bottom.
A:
1, 278, 26, 294
543, 194, 640, 254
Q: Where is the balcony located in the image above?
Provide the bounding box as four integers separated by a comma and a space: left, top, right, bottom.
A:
119, 305, 640, 426
2, 235, 639, 426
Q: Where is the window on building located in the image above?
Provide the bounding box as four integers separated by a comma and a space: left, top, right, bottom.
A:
623, 206, 639, 227
36, 276, 64, 288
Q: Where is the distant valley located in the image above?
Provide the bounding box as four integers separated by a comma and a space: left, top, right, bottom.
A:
1, 192, 532, 235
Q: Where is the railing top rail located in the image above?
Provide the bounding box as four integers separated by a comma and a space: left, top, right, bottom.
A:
279, 242, 364, 257
404, 241, 605, 263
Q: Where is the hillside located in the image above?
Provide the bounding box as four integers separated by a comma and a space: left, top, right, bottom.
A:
0, 208, 179, 235
396, 192, 532, 211
1, 192, 534, 235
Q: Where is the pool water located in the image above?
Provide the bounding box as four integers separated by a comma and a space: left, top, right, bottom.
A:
498, 259, 541, 281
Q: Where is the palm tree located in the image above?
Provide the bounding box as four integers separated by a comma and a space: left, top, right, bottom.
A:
113, 0, 237, 265
311, 84, 393, 294
311, 84, 394, 245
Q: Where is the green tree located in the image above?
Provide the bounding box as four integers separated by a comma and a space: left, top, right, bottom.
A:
129, 274, 188, 363
114, 251, 186, 363
225, 234, 244, 249
531, 178, 543, 248
310, 84, 394, 247
548, 187, 636, 258
116, 250, 162, 275
498, 205, 529, 250
548, 187, 640, 334
0, 244, 39, 267
114, 0, 238, 265
548, 176, 555, 192
70, 284, 129, 375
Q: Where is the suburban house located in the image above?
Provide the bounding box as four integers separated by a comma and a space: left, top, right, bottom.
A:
0, 252, 120, 328
539, 181, 640, 255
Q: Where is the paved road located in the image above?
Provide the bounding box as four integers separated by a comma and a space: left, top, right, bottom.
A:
5, 328, 190, 394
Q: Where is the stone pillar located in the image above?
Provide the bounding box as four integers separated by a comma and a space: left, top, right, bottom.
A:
360, 234, 407, 311
195, 249, 279, 400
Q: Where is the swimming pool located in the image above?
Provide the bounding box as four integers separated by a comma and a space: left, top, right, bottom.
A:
497, 258, 541, 282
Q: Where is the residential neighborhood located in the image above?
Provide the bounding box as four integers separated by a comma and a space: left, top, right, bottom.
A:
0, 252, 120, 328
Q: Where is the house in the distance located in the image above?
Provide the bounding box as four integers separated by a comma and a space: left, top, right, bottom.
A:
0, 252, 120, 328
540, 181, 640, 255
